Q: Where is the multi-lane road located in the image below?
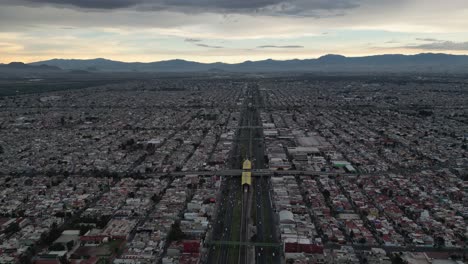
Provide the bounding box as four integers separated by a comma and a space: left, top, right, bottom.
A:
206, 84, 282, 264
206, 85, 255, 264
239, 184, 252, 264
249, 86, 282, 264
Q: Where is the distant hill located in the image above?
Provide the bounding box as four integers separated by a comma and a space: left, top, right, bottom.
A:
0, 62, 61, 71
28, 53, 468, 73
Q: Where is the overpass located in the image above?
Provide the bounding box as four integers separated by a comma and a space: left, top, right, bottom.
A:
206, 240, 281, 248
158, 169, 357, 177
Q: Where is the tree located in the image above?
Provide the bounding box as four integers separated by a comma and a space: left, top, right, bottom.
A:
49, 243, 66, 251
199, 178, 206, 186
151, 194, 160, 203
18, 250, 33, 264
391, 254, 405, 264
250, 234, 257, 242
5, 222, 20, 235
79, 225, 92, 236
435, 236, 445, 248
66, 240, 74, 251
97, 215, 111, 228
43, 223, 62, 245
167, 222, 185, 242
59, 255, 69, 264
55, 212, 66, 218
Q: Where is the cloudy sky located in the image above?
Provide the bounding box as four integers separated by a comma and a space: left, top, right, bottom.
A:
1, 0, 468, 63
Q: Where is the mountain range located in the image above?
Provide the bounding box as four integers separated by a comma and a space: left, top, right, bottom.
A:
7, 53, 468, 73
0, 62, 61, 72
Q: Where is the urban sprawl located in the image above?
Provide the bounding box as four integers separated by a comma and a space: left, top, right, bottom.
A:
0, 76, 467, 264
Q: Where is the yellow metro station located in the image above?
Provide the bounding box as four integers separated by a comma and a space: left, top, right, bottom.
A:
242, 159, 252, 186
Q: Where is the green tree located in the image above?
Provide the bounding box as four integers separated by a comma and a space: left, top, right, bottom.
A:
167, 222, 185, 242
391, 253, 405, 264
66, 240, 74, 251
4, 222, 20, 236
79, 225, 91, 236
49, 243, 66, 251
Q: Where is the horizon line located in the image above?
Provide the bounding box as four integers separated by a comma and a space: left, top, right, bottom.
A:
2, 52, 467, 65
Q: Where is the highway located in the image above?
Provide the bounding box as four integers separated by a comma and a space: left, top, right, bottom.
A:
206, 83, 283, 264
237, 85, 256, 264
248, 85, 282, 264
206, 85, 254, 264
206, 176, 242, 264
239, 184, 252, 264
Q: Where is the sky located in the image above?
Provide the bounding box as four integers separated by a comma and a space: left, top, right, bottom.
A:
1, 0, 468, 63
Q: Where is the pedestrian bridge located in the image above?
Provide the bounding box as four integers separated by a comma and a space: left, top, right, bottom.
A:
206, 240, 282, 248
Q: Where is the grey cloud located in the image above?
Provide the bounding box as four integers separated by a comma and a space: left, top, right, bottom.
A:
405, 41, 468, 51
19, 0, 144, 9
156, 0, 284, 10
196, 43, 224, 49
185, 38, 224, 48
416, 38, 441, 42
257, 45, 304, 48
6, 0, 363, 15
161, 0, 360, 12
185, 38, 202, 43
0, 5, 206, 31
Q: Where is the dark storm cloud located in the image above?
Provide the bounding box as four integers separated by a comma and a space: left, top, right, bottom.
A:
257, 45, 304, 48
151, 0, 361, 12
161, 0, 284, 10
17, 0, 284, 10
8, 0, 363, 15
405, 41, 468, 51
196, 43, 224, 49
20, 0, 144, 9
